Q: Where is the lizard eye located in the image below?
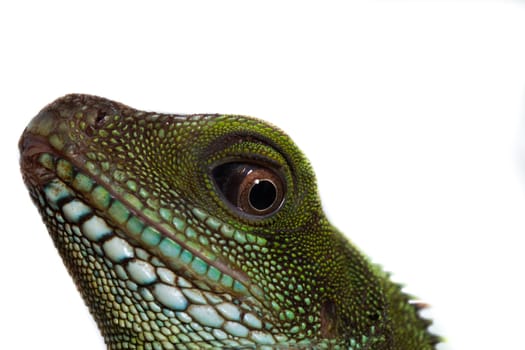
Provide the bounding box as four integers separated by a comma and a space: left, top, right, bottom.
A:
212, 162, 285, 217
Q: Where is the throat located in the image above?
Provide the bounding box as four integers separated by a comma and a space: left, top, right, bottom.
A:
33, 176, 284, 347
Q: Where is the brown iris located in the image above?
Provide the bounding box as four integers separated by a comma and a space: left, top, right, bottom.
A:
212, 162, 285, 217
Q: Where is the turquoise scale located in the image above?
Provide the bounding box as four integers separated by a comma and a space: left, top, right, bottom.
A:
43, 180, 72, 209
153, 283, 188, 311
62, 200, 92, 223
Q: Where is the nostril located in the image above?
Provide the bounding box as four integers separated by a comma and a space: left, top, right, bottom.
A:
94, 107, 113, 126
87, 109, 110, 127
95, 113, 107, 125
84, 108, 112, 136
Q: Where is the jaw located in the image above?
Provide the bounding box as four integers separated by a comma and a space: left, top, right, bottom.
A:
19, 113, 289, 348
20, 94, 440, 349
19, 121, 372, 349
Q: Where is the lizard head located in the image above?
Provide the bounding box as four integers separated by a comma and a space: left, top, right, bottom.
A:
20, 94, 435, 349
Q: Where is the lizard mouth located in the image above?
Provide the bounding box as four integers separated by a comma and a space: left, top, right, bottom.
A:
20, 126, 263, 303
19, 134, 58, 187
19, 98, 289, 346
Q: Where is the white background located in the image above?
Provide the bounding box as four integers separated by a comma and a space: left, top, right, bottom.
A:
2, 1, 525, 349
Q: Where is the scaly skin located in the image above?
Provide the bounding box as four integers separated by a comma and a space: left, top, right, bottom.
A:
19, 94, 439, 349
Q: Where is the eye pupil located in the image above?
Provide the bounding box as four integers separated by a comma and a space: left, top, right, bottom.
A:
249, 180, 277, 211
211, 162, 285, 218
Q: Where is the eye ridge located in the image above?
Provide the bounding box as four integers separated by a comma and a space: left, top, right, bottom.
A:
212, 162, 285, 218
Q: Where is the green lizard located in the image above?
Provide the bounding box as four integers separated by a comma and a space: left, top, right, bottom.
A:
19, 94, 439, 349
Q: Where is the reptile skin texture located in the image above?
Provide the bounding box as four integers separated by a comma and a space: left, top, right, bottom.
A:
20, 94, 439, 349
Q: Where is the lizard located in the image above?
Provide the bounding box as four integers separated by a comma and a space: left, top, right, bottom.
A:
19, 94, 440, 349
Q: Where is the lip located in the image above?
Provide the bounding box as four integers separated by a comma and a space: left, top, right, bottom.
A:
19, 132, 59, 189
